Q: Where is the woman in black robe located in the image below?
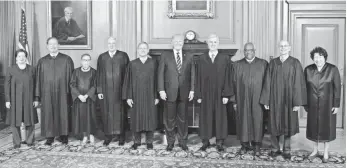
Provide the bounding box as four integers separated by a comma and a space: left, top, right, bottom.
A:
304, 47, 341, 162
70, 54, 97, 145
5, 49, 39, 148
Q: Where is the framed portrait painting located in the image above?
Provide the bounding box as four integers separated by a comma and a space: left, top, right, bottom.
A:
168, 0, 215, 19
47, 0, 92, 50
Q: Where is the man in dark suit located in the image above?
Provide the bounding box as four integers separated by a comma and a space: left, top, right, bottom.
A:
158, 34, 195, 151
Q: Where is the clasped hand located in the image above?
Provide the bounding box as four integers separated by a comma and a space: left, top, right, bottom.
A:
78, 95, 89, 102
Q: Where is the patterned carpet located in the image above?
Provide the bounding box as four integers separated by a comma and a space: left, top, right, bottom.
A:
0, 139, 345, 168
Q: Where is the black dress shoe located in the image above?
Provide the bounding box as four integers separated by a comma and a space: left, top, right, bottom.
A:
132, 143, 140, 150
27, 143, 34, 147
147, 143, 153, 149
13, 145, 21, 149
62, 136, 68, 145
118, 140, 125, 146
282, 151, 291, 159
166, 144, 174, 151
254, 145, 261, 156
239, 146, 247, 155
57, 136, 64, 143
216, 144, 224, 152
45, 138, 54, 146
200, 142, 210, 151
179, 143, 189, 151
103, 140, 111, 146
270, 150, 282, 157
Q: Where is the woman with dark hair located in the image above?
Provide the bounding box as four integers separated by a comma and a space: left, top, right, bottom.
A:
5, 49, 39, 148
70, 53, 97, 145
304, 46, 341, 162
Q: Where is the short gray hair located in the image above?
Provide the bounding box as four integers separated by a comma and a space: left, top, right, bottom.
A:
64, 7, 73, 13
207, 34, 219, 42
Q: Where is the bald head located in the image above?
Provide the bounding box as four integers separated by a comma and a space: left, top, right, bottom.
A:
244, 42, 255, 50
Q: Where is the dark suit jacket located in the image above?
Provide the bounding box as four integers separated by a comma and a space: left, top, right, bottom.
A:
158, 50, 195, 102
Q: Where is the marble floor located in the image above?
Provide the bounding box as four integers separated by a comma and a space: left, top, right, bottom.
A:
0, 125, 345, 155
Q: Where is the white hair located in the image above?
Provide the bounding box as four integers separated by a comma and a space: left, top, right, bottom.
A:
208, 34, 219, 42
171, 34, 184, 41
108, 37, 117, 42
64, 7, 73, 13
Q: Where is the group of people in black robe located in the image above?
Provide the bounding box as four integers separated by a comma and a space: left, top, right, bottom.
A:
5, 35, 341, 162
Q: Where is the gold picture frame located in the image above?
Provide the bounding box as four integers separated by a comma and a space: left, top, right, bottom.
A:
167, 0, 215, 19
47, 0, 92, 50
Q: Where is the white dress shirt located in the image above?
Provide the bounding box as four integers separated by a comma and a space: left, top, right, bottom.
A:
109, 51, 117, 57
139, 56, 148, 64
50, 52, 59, 57
246, 57, 255, 63
280, 54, 289, 62
209, 50, 218, 62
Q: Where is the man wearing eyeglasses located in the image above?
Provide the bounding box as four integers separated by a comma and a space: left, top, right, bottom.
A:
260, 40, 307, 159
231, 42, 268, 156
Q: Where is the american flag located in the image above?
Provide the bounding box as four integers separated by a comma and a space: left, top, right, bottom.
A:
18, 7, 30, 64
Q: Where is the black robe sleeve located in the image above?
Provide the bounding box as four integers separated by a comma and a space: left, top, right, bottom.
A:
332, 66, 341, 107
34, 59, 42, 101
157, 54, 165, 92
66, 56, 74, 94
292, 60, 307, 106
70, 70, 81, 101
229, 62, 237, 103
96, 55, 103, 94
4, 67, 12, 103
259, 60, 272, 106
190, 55, 196, 92
86, 70, 97, 102
195, 58, 202, 99
122, 63, 133, 100
222, 59, 234, 98
154, 60, 159, 99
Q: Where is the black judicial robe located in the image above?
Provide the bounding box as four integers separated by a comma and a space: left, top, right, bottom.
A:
96, 50, 129, 135
70, 67, 97, 135
35, 53, 74, 137
122, 58, 158, 132
304, 63, 341, 142
5, 65, 38, 127
260, 56, 307, 137
231, 57, 268, 142
195, 52, 233, 140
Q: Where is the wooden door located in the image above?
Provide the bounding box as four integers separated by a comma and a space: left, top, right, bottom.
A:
293, 17, 345, 128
